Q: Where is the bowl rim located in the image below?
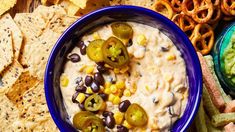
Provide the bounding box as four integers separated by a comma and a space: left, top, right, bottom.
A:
44, 5, 202, 132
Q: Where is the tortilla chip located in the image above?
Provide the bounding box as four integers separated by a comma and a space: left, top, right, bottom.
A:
6, 70, 39, 107
0, 13, 23, 59
20, 82, 50, 122
0, 94, 20, 131
67, 1, 80, 16
75, 0, 110, 16
69, 0, 88, 9
0, 28, 14, 74
0, 0, 17, 15
109, 0, 123, 6
0, 60, 23, 89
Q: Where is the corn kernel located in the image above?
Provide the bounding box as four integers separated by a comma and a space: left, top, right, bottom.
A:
60, 75, 69, 87
76, 93, 86, 103
108, 94, 115, 102
166, 54, 176, 61
78, 65, 87, 72
112, 96, 121, 105
93, 32, 100, 39
123, 89, 131, 97
105, 82, 112, 89
110, 84, 118, 93
123, 120, 133, 129
114, 89, 123, 97
114, 111, 124, 125
104, 87, 111, 94
99, 102, 106, 111
120, 66, 129, 74
85, 66, 94, 74
145, 85, 150, 91
86, 87, 93, 94
114, 68, 120, 74
116, 81, 125, 89
164, 74, 173, 82
137, 34, 147, 46
104, 64, 113, 69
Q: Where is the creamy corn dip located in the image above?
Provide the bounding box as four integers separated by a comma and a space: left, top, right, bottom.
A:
60, 22, 189, 132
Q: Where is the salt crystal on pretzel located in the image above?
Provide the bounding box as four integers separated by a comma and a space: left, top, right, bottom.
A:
197, 52, 225, 111
224, 100, 235, 113
224, 122, 235, 132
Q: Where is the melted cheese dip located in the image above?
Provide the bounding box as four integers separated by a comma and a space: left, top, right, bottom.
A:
60, 22, 188, 132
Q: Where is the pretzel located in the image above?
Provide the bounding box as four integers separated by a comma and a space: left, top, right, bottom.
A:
208, 6, 222, 24
211, 0, 220, 6
182, 0, 214, 23
172, 14, 196, 37
222, 0, 235, 16
191, 24, 214, 55
151, 0, 174, 19
221, 1, 232, 16
166, 0, 183, 12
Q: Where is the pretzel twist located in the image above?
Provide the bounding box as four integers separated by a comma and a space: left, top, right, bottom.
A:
191, 24, 214, 55
172, 14, 196, 37
151, 0, 174, 19
182, 0, 214, 23
222, 0, 235, 16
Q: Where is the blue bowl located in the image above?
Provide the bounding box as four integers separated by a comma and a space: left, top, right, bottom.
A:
45, 6, 202, 132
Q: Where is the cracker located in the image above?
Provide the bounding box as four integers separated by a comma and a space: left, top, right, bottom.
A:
0, 60, 23, 89
0, 0, 17, 15
0, 13, 23, 59
20, 82, 50, 123
0, 94, 20, 131
14, 13, 47, 65
33, 5, 67, 21
121, 0, 154, 7
0, 28, 14, 74
5, 70, 39, 107
24, 15, 77, 80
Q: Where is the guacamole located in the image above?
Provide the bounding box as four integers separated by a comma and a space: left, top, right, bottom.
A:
222, 32, 235, 84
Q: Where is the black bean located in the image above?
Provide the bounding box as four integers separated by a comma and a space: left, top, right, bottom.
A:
102, 111, 114, 117
97, 65, 107, 73
117, 125, 129, 132
94, 72, 104, 85
75, 86, 87, 93
105, 115, 115, 129
77, 40, 84, 48
98, 93, 108, 101
72, 92, 79, 103
78, 103, 85, 111
96, 61, 105, 66
127, 39, 133, 47
80, 44, 87, 55
68, 53, 80, 62
85, 76, 93, 86
90, 81, 100, 93
92, 110, 99, 114
118, 100, 131, 112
